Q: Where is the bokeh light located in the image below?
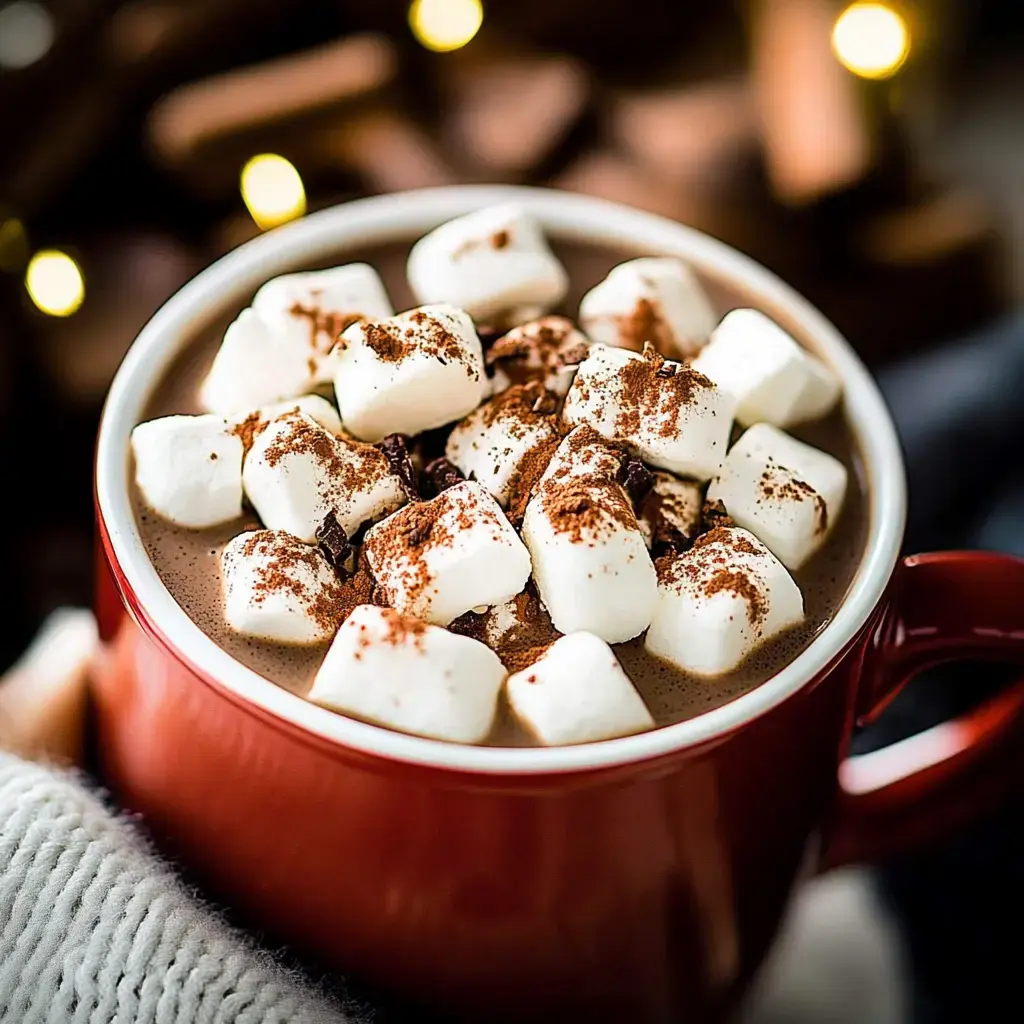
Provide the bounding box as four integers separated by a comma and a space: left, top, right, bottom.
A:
832, 2, 911, 80
240, 154, 307, 230
0, 215, 29, 272
409, 0, 483, 53
25, 250, 85, 317
0, 1, 55, 69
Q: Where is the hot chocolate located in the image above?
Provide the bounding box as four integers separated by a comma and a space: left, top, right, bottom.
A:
131, 211, 868, 747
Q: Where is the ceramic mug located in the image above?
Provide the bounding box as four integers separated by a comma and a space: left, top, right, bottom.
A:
93, 187, 1024, 1023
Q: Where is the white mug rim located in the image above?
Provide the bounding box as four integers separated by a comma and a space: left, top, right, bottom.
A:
95, 185, 906, 775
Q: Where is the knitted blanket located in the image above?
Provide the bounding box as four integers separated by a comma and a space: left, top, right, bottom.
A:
0, 752, 357, 1024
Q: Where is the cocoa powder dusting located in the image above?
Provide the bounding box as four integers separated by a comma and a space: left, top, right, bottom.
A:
361, 322, 412, 362
378, 606, 429, 647
616, 297, 676, 355
242, 531, 343, 637
758, 462, 828, 534
288, 301, 363, 354
505, 434, 560, 524
610, 348, 715, 442
261, 412, 390, 507
231, 412, 269, 456
703, 569, 765, 625
541, 478, 637, 542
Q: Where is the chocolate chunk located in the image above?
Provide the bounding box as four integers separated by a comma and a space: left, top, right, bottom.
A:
701, 498, 733, 532
655, 362, 677, 379
617, 456, 654, 506
530, 391, 559, 415
376, 433, 420, 501
424, 457, 465, 496
316, 512, 352, 575
476, 325, 505, 351
651, 532, 689, 560
404, 520, 433, 546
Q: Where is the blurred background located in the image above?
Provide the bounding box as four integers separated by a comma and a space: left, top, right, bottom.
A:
1, 2, 1022, 1021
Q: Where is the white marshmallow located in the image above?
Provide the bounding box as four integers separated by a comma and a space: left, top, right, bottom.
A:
251, 263, 394, 383
199, 309, 319, 416
333, 304, 487, 442
521, 476, 656, 643
690, 309, 841, 428
707, 423, 848, 570
579, 257, 717, 358
562, 344, 736, 480
637, 472, 704, 550
221, 530, 342, 645
131, 414, 243, 529
234, 395, 343, 439
646, 527, 804, 677
407, 204, 568, 324
444, 385, 560, 507
487, 316, 590, 397
539, 424, 625, 486
309, 604, 505, 744
506, 632, 654, 745
363, 481, 532, 626
243, 411, 406, 543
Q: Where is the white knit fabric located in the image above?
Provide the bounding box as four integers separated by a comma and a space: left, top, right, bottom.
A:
0, 752, 354, 1024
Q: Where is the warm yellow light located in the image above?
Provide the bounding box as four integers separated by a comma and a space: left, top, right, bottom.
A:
409, 0, 483, 53
832, 2, 910, 80
25, 250, 84, 317
240, 154, 306, 230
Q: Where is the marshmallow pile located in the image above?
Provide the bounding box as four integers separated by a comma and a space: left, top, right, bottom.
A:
131, 202, 849, 747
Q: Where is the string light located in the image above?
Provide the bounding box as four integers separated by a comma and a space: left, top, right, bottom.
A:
832, 2, 911, 80
240, 154, 307, 230
0, 1, 55, 69
25, 250, 85, 317
408, 0, 483, 53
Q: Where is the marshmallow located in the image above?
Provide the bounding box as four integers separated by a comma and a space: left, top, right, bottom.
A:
506, 632, 654, 745
221, 530, 343, 645
487, 316, 590, 397
637, 471, 704, 550
521, 476, 657, 643
578, 257, 716, 358
131, 414, 243, 528
539, 424, 624, 486
333, 304, 487, 442
234, 395, 344, 440
199, 310, 319, 416
562, 344, 736, 480
444, 384, 560, 507
243, 411, 406, 543
707, 423, 848, 570
407, 204, 568, 324
251, 263, 394, 383
309, 604, 505, 744
363, 481, 532, 626
690, 309, 841, 428
646, 527, 804, 676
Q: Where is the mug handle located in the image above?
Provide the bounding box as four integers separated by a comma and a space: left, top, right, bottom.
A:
821, 551, 1024, 870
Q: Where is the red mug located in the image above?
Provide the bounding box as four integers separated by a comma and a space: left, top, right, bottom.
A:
93, 188, 1024, 1022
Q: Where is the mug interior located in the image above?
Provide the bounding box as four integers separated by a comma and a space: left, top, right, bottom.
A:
95, 185, 906, 774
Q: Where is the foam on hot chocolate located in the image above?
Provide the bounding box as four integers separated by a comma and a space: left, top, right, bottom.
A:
130, 225, 868, 747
